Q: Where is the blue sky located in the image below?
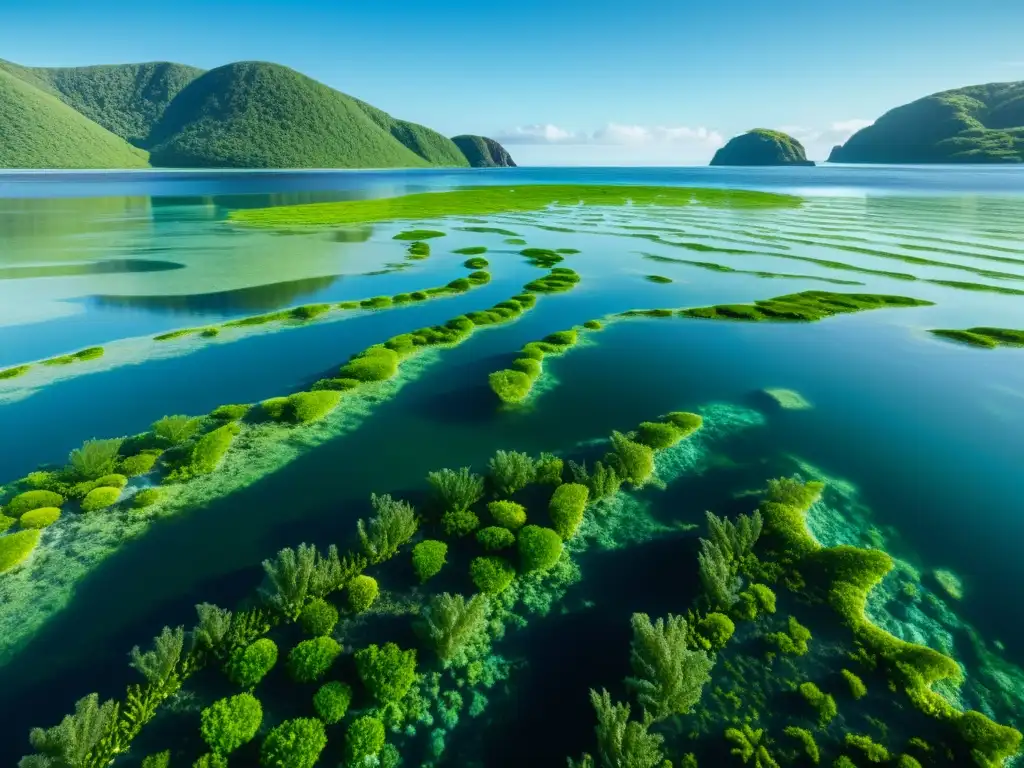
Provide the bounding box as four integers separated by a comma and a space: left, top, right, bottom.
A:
3, 0, 1024, 164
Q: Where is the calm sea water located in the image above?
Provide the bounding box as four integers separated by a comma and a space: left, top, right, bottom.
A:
1, 166, 1023, 765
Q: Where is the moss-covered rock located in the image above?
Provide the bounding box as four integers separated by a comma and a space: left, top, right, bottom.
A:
711, 129, 815, 166
19, 507, 61, 529
0, 529, 41, 573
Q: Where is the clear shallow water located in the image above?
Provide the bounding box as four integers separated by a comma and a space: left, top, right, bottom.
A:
2, 166, 1024, 766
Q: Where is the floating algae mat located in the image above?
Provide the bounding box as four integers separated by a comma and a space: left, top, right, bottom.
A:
2, 173, 1024, 768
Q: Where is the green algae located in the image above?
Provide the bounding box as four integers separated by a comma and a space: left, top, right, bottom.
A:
504, 237, 527, 245
929, 327, 1024, 349
459, 227, 521, 237
40, 346, 104, 366
640, 252, 864, 286
393, 229, 445, 240
680, 291, 933, 322
0, 364, 30, 380
453, 246, 487, 255
230, 186, 802, 228
645, 275, 673, 284
926, 279, 1024, 295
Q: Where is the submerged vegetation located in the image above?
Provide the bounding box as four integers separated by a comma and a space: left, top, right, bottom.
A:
679, 291, 933, 322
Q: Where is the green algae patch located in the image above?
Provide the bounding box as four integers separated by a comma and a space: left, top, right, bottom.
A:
0, 529, 40, 574
488, 322, 592, 405
0, 364, 30, 380
40, 346, 104, 366
762, 388, 813, 410
393, 229, 445, 240
640, 252, 864, 286
523, 268, 581, 294
925, 280, 1024, 296
645, 274, 673, 284
930, 327, 1024, 349
154, 328, 201, 341
681, 291, 932, 322
230, 185, 802, 228
454, 246, 487, 255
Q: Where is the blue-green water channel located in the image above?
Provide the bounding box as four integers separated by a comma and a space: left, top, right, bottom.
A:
1, 166, 1024, 766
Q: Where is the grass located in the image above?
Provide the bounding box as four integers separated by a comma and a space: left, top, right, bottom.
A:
930, 327, 1024, 349
680, 291, 933, 322
40, 347, 104, 366
230, 185, 802, 228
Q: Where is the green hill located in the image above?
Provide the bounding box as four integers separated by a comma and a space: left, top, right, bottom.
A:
0, 67, 149, 169
148, 62, 464, 169
350, 96, 469, 167
451, 135, 517, 167
28, 62, 204, 146
710, 129, 814, 166
828, 81, 1024, 164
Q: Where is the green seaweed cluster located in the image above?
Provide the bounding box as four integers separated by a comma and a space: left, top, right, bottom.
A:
929, 327, 1024, 349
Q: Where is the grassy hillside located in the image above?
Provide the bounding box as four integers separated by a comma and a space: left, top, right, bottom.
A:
451, 135, 517, 167
711, 129, 813, 166
29, 62, 204, 146
148, 62, 461, 168
351, 97, 469, 166
0, 68, 149, 169
829, 81, 1024, 163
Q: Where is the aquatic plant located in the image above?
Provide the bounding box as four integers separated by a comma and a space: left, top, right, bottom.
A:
358, 493, 418, 564
585, 688, 665, 768
476, 526, 516, 551
698, 540, 738, 611
20, 693, 118, 768
842, 668, 867, 699
355, 642, 418, 702
442, 508, 481, 537
845, 733, 890, 762
288, 391, 343, 423
645, 275, 672, 284
417, 592, 491, 667
524, 267, 581, 293
129, 626, 184, 696
81, 486, 121, 512
569, 460, 623, 501
518, 525, 564, 572
132, 488, 161, 509
299, 598, 339, 637
626, 612, 714, 720
522, 247, 564, 267
427, 466, 484, 512
347, 574, 379, 613
200, 693, 262, 754
19, 507, 61, 529
226, 638, 278, 689
783, 726, 820, 764
463, 255, 489, 268
955, 711, 1022, 767
535, 452, 564, 485
0, 529, 40, 573
288, 636, 341, 683
193, 753, 227, 767
765, 615, 812, 656
120, 453, 158, 477
488, 450, 537, 495
192, 603, 232, 655
152, 415, 201, 445
799, 682, 837, 726
489, 369, 533, 404
696, 613, 735, 650
69, 438, 124, 480
707, 508, 763, 566
549, 482, 589, 539
0, 363, 30, 379
930, 326, 1024, 349
412, 540, 447, 582
313, 681, 352, 724
1, 514, 17, 533
261, 543, 315, 620
394, 229, 445, 240
260, 718, 327, 768
42, 346, 104, 366
310, 545, 365, 598
681, 290, 933, 323
345, 716, 385, 766
141, 752, 170, 768
7, 489, 64, 517
210, 404, 249, 420
187, 422, 240, 476
725, 725, 779, 768
607, 431, 655, 487
339, 346, 400, 382
488, 500, 527, 530
470, 555, 516, 594
232, 185, 799, 228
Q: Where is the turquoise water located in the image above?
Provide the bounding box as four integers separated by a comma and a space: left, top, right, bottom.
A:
2, 166, 1024, 766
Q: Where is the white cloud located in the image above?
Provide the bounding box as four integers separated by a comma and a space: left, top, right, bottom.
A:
494, 122, 724, 149
779, 119, 873, 149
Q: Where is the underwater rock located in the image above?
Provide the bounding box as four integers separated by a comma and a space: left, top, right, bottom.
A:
761, 388, 812, 410
932, 568, 965, 601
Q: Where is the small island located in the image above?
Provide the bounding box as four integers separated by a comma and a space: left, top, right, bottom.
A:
710, 129, 815, 167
